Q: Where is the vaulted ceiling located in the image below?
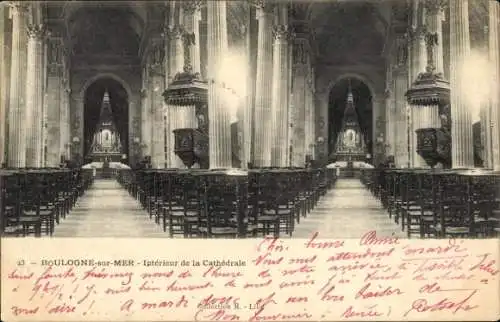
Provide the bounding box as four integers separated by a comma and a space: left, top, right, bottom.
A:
307, 1, 390, 65
68, 7, 142, 56
41, 0, 493, 67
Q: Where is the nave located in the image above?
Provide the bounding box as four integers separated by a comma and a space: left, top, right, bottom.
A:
1, 167, 498, 239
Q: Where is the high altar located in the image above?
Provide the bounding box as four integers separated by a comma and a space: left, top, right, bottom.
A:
333, 81, 367, 163
88, 91, 123, 163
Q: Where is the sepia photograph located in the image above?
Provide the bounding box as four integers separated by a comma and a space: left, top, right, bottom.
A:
0, 0, 499, 240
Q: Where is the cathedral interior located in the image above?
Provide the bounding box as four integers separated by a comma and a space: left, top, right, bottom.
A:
0, 0, 499, 239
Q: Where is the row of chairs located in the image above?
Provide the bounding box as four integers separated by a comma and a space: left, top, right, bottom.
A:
117, 167, 337, 238
0, 168, 94, 237
361, 168, 500, 238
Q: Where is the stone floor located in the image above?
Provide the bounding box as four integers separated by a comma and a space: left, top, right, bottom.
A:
53, 180, 165, 238
52, 178, 402, 238
293, 179, 404, 238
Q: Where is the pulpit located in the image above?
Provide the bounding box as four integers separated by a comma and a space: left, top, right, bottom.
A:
406, 33, 451, 168
163, 67, 209, 168
415, 128, 451, 168
173, 128, 209, 169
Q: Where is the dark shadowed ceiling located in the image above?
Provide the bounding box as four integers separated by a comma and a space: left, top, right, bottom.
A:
68, 7, 142, 56
308, 1, 388, 65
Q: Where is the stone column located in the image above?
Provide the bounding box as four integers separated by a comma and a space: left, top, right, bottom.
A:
25, 24, 45, 168
183, 0, 202, 74
253, 0, 274, 167
449, 0, 474, 168
61, 83, 71, 160
0, 4, 9, 166
384, 88, 395, 156
305, 67, 316, 159
141, 88, 149, 157
242, 5, 254, 169
45, 33, 63, 167
291, 36, 308, 167
7, 2, 28, 167
207, 0, 232, 168
58, 49, 70, 160
394, 68, 410, 168
393, 33, 410, 168
489, 0, 500, 171
148, 38, 166, 169
270, 17, 290, 167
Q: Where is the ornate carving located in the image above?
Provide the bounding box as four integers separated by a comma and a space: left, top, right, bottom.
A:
165, 25, 184, 41
424, 0, 447, 14
292, 40, 308, 65
254, 0, 275, 18
318, 117, 325, 130
183, 31, 196, 73
182, 0, 203, 15
148, 39, 165, 66
7, 2, 29, 14
425, 32, 438, 71
48, 37, 63, 65
27, 24, 46, 39
396, 36, 408, 67
272, 24, 290, 42
411, 26, 428, 41
384, 88, 391, 99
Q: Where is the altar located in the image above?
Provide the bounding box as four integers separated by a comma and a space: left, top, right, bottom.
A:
88, 91, 124, 163
331, 81, 369, 177
332, 81, 367, 162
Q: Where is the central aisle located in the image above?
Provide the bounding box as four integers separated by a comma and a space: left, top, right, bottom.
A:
53, 180, 165, 238
293, 178, 404, 239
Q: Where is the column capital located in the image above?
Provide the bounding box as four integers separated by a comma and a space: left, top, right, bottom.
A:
408, 25, 427, 41
7, 1, 29, 14
424, 0, 447, 15
163, 25, 184, 40
272, 24, 292, 42
254, 0, 275, 18
182, 0, 203, 15
27, 24, 47, 40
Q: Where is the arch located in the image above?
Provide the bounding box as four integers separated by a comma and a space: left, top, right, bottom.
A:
327, 75, 374, 160
328, 73, 377, 103
79, 73, 132, 101
79, 74, 132, 164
